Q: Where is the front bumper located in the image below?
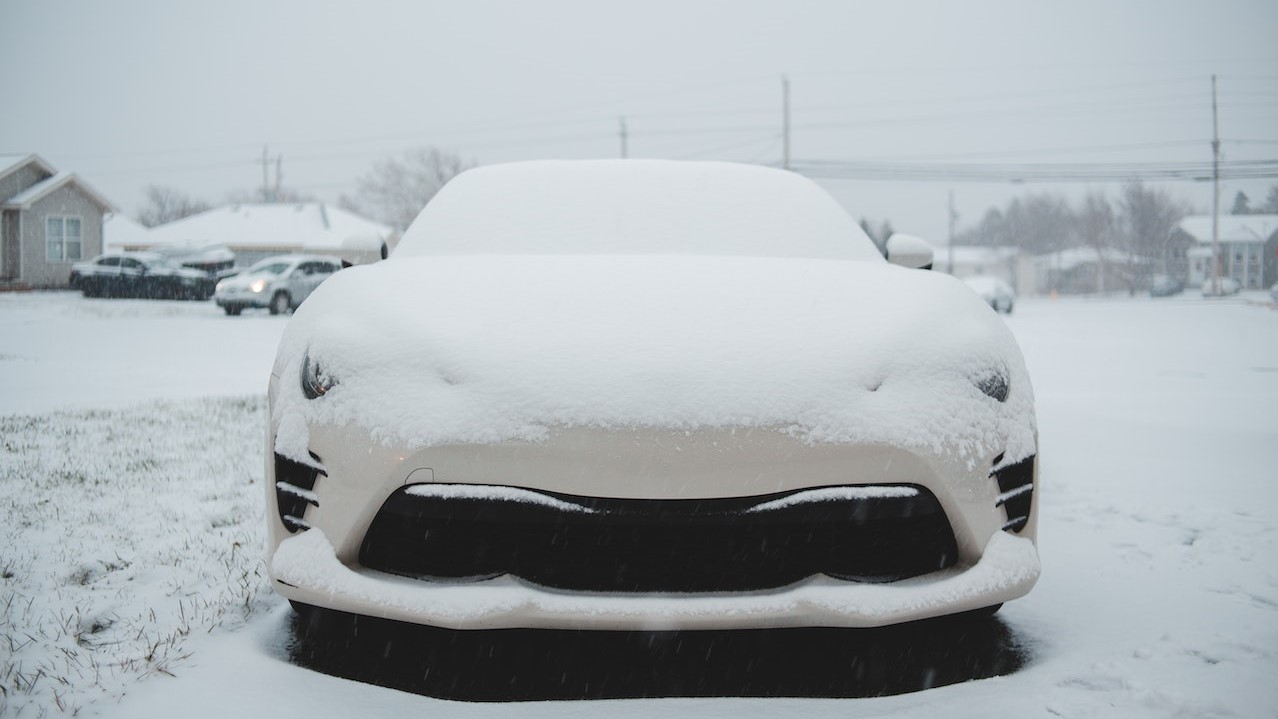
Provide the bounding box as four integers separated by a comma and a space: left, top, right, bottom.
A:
215, 288, 268, 309
266, 418, 1039, 629
272, 528, 1039, 630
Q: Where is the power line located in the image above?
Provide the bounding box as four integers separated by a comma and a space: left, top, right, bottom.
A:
792, 158, 1278, 183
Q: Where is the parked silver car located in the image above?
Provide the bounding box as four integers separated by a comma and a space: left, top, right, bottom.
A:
214, 255, 343, 316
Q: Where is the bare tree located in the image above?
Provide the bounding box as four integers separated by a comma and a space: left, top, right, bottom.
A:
956, 193, 1075, 254
1077, 192, 1115, 292
136, 185, 213, 227
1231, 190, 1252, 215
224, 186, 316, 204
1117, 182, 1190, 289
1262, 184, 1278, 213
339, 148, 471, 230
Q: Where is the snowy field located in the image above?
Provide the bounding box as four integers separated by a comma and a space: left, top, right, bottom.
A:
2, 290, 1276, 717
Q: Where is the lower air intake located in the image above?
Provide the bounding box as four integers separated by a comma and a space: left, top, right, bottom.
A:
360, 484, 957, 593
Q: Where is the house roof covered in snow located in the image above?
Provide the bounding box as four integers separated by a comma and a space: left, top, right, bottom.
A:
144, 203, 393, 252
1034, 246, 1147, 271
0, 170, 116, 212
1178, 215, 1278, 245
941, 245, 1019, 266
0, 153, 56, 183
103, 213, 153, 250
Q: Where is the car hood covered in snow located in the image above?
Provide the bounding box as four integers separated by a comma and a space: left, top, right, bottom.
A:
271, 254, 1036, 466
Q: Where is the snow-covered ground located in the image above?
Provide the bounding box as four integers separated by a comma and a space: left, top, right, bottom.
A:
1, 290, 1276, 717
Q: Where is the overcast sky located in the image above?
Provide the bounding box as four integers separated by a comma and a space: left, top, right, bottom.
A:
3, 0, 1276, 240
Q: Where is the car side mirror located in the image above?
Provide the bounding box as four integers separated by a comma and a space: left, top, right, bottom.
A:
885, 234, 934, 270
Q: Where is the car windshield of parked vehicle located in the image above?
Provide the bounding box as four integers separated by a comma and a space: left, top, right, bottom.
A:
394, 160, 885, 262
248, 261, 292, 276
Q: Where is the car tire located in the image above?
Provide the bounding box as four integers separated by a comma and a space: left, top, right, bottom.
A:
81, 279, 98, 298
223, 306, 242, 316
269, 292, 291, 315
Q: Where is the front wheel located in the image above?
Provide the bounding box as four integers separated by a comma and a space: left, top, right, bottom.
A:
269, 292, 291, 315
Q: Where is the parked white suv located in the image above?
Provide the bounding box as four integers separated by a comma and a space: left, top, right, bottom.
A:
214, 255, 344, 316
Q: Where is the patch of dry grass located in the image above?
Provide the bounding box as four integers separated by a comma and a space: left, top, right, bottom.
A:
0, 397, 273, 716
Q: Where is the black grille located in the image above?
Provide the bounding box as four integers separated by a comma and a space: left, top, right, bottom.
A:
992, 455, 1034, 533
274, 452, 324, 533
360, 484, 958, 593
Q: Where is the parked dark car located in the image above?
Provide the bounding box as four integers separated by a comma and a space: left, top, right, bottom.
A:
69, 252, 216, 300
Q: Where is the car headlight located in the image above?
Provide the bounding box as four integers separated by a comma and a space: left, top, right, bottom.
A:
301, 351, 338, 399
974, 367, 1010, 402
250, 279, 267, 293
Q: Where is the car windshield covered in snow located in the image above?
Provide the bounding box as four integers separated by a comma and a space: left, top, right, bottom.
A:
394, 160, 886, 261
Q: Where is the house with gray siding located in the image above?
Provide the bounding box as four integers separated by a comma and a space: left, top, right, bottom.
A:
1, 154, 115, 288
1174, 214, 1278, 290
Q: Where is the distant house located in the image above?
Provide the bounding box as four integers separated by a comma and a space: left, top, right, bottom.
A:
1028, 247, 1150, 295
1173, 215, 1278, 290
1, 154, 115, 288
936, 245, 1019, 286
114, 203, 395, 268
104, 213, 236, 276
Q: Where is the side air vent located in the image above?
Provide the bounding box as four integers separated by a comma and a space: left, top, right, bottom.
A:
274, 451, 325, 533
992, 455, 1035, 533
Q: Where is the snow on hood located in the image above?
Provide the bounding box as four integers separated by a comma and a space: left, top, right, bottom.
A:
271, 255, 1036, 465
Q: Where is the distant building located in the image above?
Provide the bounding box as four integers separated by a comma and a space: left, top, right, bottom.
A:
1, 153, 115, 288
1173, 215, 1278, 290
1028, 247, 1150, 295
937, 245, 1019, 286
113, 203, 395, 268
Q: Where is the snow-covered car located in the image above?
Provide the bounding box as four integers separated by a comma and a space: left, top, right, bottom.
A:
213, 254, 343, 316
69, 251, 215, 300
265, 160, 1040, 630
1200, 277, 1241, 297
962, 276, 1015, 314
1149, 275, 1184, 297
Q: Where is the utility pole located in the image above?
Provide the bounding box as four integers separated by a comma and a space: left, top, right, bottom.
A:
259, 145, 270, 203
1210, 74, 1221, 293
947, 190, 956, 274
782, 74, 791, 170
275, 155, 283, 202
619, 117, 629, 159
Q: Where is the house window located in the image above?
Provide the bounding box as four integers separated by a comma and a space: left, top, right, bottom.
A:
46, 216, 82, 261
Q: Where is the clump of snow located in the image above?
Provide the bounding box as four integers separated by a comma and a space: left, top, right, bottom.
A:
404, 483, 597, 514
272, 255, 1036, 467
746, 485, 919, 512
395, 160, 886, 262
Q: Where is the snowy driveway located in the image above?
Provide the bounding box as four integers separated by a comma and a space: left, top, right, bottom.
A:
1, 291, 1276, 717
